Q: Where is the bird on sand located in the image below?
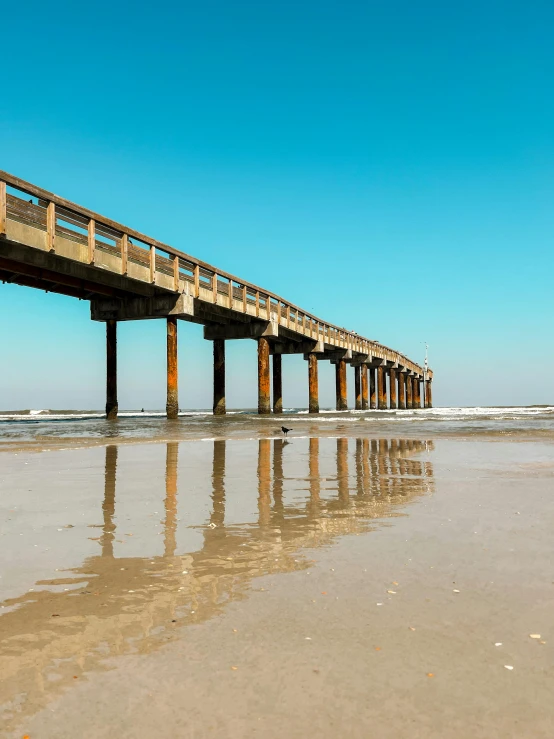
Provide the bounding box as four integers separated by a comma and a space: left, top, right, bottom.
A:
281, 426, 292, 437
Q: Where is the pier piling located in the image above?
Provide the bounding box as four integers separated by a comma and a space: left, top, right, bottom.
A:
166, 317, 179, 419
389, 368, 397, 409
361, 365, 369, 410
377, 366, 387, 410
213, 339, 226, 415
369, 368, 376, 409
105, 320, 118, 420
336, 359, 348, 411
354, 366, 362, 410
406, 374, 413, 409
258, 337, 271, 415
308, 353, 319, 414
272, 354, 283, 414
425, 379, 433, 408
398, 371, 406, 409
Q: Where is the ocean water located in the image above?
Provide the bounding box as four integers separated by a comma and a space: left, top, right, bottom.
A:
0, 406, 553, 447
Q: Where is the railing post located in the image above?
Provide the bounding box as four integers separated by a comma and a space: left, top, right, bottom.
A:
46, 202, 55, 252
286, 305, 291, 328
150, 245, 156, 283
194, 264, 200, 297
255, 291, 260, 317
173, 255, 180, 291
0, 181, 6, 236
212, 272, 218, 303
121, 233, 128, 275
242, 284, 247, 312
88, 218, 95, 264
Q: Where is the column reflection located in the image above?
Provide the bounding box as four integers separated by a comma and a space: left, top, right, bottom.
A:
101, 445, 118, 558
163, 442, 179, 558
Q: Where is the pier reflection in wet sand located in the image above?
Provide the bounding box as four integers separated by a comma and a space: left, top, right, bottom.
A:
0, 436, 433, 733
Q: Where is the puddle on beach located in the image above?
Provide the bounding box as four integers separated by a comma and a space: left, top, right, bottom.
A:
1, 437, 432, 726
2, 435, 554, 738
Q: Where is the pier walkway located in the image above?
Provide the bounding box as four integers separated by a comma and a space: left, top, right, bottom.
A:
0, 171, 432, 416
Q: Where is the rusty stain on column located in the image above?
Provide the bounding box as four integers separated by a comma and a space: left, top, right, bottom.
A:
213, 339, 226, 415
361, 365, 369, 410
106, 319, 118, 420
272, 354, 283, 414
354, 366, 362, 410
398, 372, 406, 409
308, 353, 319, 414
377, 366, 387, 410
166, 317, 179, 419
258, 337, 271, 415
389, 368, 397, 409
425, 379, 433, 408
369, 368, 376, 409
335, 359, 348, 411
406, 374, 413, 408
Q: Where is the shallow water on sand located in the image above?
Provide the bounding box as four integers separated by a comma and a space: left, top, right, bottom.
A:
1, 432, 554, 737
0, 405, 553, 450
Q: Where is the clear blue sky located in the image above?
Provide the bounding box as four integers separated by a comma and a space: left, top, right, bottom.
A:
1, 0, 553, 409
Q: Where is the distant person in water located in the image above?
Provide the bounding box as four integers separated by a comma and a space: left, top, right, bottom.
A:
141, 408, 144, 413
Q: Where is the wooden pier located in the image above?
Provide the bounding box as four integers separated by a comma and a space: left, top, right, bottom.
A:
0, 171, 433, 415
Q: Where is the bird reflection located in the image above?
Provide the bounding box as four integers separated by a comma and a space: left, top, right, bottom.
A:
0, 435, 435, 733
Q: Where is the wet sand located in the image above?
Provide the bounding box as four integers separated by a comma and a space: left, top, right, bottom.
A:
1, 435, 554, 737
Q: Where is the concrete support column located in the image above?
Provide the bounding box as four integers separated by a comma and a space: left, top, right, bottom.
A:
105, 319, 118, 420
258, 337, 271, 415
308, 354, 319, 414
425, 379, 433, 408
398, 372, 406, 409
377, 366, 387, 410
415, 378, 422, 408
361, 365, 369, 410
406, 374, 413, 409
166, 317, 179, 419
369, 368, 377, 409
213, 339, 226, 415
412, 377, 420, 409
272, 354, 283, 414
389, 368, 397, 409
335, 359, 347, 411
354, 366, 362, 410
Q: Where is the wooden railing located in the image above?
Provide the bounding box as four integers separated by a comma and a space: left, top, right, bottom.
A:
0, 170, 427, 376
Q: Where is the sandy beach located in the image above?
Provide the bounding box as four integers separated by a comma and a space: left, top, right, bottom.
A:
1, 426, 553, 737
